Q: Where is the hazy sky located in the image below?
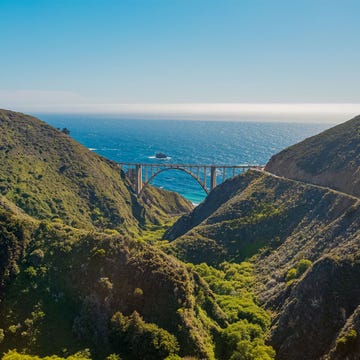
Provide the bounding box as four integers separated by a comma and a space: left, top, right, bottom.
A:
1, 0, 360, 121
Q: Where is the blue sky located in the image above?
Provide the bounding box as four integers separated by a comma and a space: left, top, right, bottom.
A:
1, 0, 360, 120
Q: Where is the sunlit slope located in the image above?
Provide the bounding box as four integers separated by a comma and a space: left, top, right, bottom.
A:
266, 114, 360, 197
166, 171, 360, 358
165, 170, 358, 265
164, 115, 360, 359
0, 109, 192, 233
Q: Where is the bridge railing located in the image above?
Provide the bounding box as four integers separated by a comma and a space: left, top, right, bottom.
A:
117, 162, 263, 168
117, 162, 264, 195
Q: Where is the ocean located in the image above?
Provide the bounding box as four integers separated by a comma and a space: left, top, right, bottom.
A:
38, 114, 331, 204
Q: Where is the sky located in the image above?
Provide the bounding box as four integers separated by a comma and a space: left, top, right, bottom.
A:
1, 0, 360, 122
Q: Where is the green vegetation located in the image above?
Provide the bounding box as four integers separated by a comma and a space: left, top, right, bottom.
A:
3, 109, 360, 360
0, 109, 191, 235
193, 262, 274, 360
335, 329, 358, 356
110, 311, 179, 359
266, 114, 360, 197
162, 114, 360, 360
140, 186, 193, 226
285, 259, 312, 284
0, 209, 217, 359
2, 350, 91, 360
0, 193, 274, 360
167, 170, 333, 265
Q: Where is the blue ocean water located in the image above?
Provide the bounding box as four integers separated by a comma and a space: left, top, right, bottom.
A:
38, 114, 331, 204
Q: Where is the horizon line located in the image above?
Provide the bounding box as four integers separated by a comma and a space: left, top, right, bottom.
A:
2, 102, 360, 123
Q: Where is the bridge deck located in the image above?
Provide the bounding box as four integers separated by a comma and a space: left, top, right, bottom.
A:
118, 162, 265, 195
118, 162, 263, 168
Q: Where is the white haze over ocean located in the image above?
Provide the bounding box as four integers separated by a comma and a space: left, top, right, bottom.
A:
1, 90, 360, 123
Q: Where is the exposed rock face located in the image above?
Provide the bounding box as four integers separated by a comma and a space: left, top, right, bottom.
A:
326, 304, 360, 359
270, 254, 360, 360
265, 115, 360, 197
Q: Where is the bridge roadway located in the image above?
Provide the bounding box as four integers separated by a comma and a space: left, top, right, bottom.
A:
118, 162, 265, 195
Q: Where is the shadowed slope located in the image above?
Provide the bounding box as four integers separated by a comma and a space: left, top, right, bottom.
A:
0, 196, 221, 359
164, 114, 360, 359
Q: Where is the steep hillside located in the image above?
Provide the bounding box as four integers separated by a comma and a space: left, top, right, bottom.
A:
266, 115, 360, 197
0, 195, 275, 360
3, 109, 360, 359
165, 171, 360, 359
165, 170, 358, 264
0, 109, 191, 233
0, 109, 274, 360
164, 116, 360, 359
269, 249, 360, 360
0, 205, 215, 359
0, 195, 37, 299
140, 185, 193, 225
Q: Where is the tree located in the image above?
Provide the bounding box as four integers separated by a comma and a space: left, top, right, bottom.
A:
110, 311, 179, 359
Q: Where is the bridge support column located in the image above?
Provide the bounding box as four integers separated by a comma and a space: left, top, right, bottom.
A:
135, 164, 143, 195
210, 166, 217, 191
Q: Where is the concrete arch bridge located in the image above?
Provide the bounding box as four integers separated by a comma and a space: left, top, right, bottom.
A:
118, 162, 264, 195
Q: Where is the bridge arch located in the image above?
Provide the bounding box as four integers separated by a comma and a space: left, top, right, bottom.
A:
118, 162, 263, 196
139, 167, 208, 196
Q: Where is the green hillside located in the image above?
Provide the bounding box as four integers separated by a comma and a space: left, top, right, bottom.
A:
0, 203, 207, 358
0, 110, 274, 360
2, 109, 360, 359
265, 114, 360, 197
0, 109, 191, 234
164, 116, 360, 359
0, 199, 274, 360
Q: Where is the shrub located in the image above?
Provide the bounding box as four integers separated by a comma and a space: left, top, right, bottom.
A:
29, 249, 45, 266
297, 259, 312, 276
106, 354, 122, 360
24, 266, 38, 278
220, 321, 275, 360
2, 349, 91, 360
285, 268, 297, 282
133, 287, 143, 296
336, 329, 358, 354
285, 259, 312, 283
91, 248, 106, 257
194, 262, 274, 359
104, 229, 120, 236
8, 324, 21, 334
164, 355, 182, 360
110, 311, 179, 360
231, 338, 275, 360
98, 277, 113, 293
